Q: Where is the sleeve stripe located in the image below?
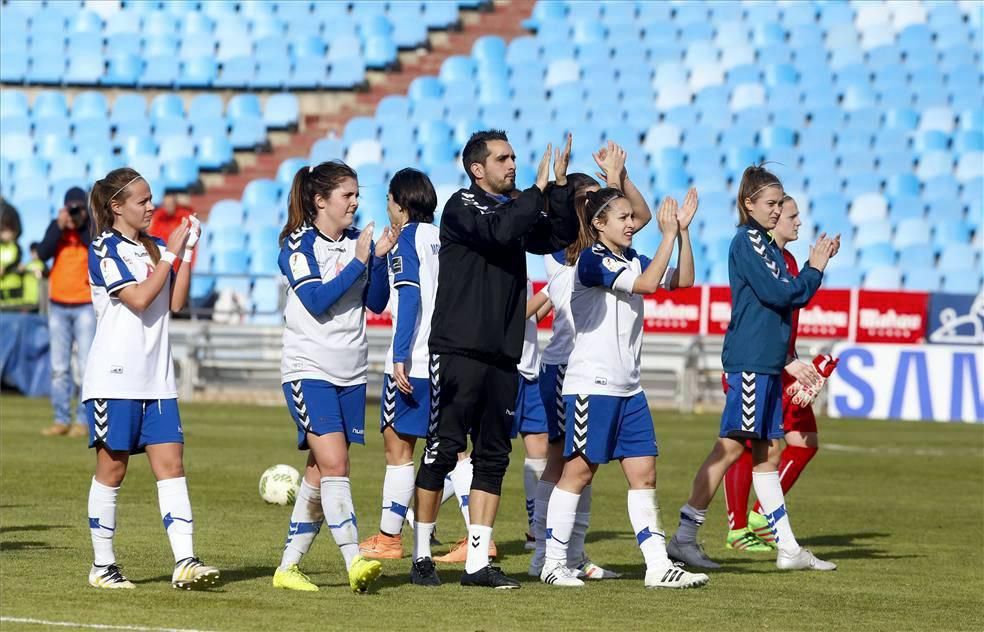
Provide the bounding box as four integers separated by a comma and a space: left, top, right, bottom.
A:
393, 280, 420, 289
291, 277, 319, 290
609, 267, 627, 289
107, 280, 137, 295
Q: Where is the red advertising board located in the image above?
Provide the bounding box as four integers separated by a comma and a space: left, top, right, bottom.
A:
367, 283, 931, 344
642, 286, 702, 334
854, 290, 929, 344
797, 289, 851, 338
706, 286, 732, 335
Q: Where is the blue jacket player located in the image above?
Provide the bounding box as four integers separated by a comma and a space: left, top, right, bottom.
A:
667, 165, 839, 572
83, 168, 219, 590
272, 161, 398, 594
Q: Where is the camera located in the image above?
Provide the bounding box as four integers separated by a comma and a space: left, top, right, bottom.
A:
67, 203, 85, 220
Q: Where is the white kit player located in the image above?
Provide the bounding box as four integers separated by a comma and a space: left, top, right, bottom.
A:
82, 168, 218, 591
541, 187, 708, 589
358, 169, 471, 560
271, 161, 398, 594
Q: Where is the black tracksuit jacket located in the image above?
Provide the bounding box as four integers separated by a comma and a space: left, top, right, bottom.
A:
429, 181, 578, 367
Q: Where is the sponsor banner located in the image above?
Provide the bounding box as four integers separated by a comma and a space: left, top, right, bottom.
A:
706, 286, 732, 335
827, 343, 983, 423
854, 290, 928, 344
797, 289, 851, 338
366, 310, 392, 328
643, 286, 702, 334
927, 291, 983, 346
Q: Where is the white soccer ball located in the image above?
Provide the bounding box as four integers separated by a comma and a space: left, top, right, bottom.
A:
259, 464, 301, 505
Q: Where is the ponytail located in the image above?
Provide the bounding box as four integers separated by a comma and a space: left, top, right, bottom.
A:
562, 173, 601, 265
566, 187, 623, 265
89, 167, 160, 264
736, 164, 782, 226
280, 160, 359, 245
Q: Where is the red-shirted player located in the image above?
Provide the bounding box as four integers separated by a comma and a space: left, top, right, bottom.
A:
721, 195, 839, 551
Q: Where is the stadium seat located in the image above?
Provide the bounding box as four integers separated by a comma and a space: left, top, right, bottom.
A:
863, 265, 903, 289
942, 273, 983, 295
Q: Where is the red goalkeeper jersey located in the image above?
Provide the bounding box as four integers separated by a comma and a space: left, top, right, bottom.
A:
782, 248, 800, 358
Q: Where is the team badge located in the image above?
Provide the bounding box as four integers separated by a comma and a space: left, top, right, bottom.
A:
288, 252, 311, 279
100, 257, 122, 286
602, 257, 623, 273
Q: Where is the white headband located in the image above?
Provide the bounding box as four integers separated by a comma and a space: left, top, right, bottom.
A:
748, 182, 781, 198
591, 194, 623, 221
110, 175, 143, 201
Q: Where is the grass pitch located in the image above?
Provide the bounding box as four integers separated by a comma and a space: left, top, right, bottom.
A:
1, 395, 982, 631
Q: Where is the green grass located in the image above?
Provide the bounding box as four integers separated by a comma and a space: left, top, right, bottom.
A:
1, 395, 982, 632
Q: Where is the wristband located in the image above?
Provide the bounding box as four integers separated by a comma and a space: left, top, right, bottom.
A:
182, 249, 194, 262
160, 251, 177, 265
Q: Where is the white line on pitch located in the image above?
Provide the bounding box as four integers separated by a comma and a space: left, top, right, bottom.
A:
825, 443, 983, 457
0, 617, 214, 632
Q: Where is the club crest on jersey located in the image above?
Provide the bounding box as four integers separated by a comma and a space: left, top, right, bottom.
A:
390, 256, 403, 274
289, 252, 312, 279
100, 257, 123, 286
602, 257, 624, 273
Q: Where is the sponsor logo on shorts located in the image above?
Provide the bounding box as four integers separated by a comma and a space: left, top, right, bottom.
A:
351, 428, 364, 435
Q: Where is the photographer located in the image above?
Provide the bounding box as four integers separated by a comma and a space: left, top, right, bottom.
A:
36, 186, 95, 438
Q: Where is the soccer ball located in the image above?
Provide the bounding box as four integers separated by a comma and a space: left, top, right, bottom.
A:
259, 464, 301, 505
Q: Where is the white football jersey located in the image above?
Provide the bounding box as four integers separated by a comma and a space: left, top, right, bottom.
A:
563, 243, 674, 397
82, 230, 177, 401
540, 252, 575, 366
517, 279, 542, 380
279, 224, 370, 386
384, 222, 440, 379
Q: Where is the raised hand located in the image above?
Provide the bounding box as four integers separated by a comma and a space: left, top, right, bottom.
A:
165, 217, 191, 256
808, 233, 836, 272
355, 222, 374, 263
185, 214, 202, 249
554, 133, 572, 186
592, 141, 627, 188
373, 223, 402, 257
535, 143, 552, 192
656, 196, 680, 236
677, 187, 699, 231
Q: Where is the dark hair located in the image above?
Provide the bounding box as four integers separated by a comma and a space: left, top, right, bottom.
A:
282, 160, 358, 245
389, 168, 437, 223
90, 168, 161, 264
462, 129, 509, 182
564, 173, 601, 265
567, 187, 625, 265
736, 164, 782, 225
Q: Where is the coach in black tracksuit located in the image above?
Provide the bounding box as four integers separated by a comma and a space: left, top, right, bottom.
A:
410, 130, 577, 589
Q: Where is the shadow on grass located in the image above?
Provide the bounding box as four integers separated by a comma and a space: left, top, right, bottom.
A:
0, 524, 70, 535
798, 532, 890, 547
132, 565, 274, 588
0, 540, 70, 552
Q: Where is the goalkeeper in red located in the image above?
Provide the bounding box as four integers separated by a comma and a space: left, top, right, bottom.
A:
667, 166, 839, 572
721, 195, 840, 552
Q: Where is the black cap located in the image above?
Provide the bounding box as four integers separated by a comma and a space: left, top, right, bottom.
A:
64, 186, 87, 207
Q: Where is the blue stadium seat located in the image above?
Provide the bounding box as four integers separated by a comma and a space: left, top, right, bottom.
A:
939, 243, 977, 272
863, 266, 903, 289
229, 116, 267, 150
903, 268, 942, 291
942, 274, 983, 295
208, 199, 245, 227
197, 135, 233, 171
242, 179, 281, 214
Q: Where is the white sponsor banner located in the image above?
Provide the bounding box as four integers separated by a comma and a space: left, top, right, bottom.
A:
827, 343, 983, 423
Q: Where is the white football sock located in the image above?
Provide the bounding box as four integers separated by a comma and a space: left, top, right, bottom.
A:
567, 484, 592, 566
753, 470, 800, 554
523, 457, 547, 530
544, 488, 579, 566
280, 479, 323, 570
464, 524, 493, 574
380, 463, 414, 536
627, 488, 669, 569
157, 476, 194, 562
676, 503, 706, 544
413, 522, 435, 561
321, 476, 360, 570
451, 457, 473, 527
532, 479, 555, 562
88, 478, 119, 566
441, 473, 455, 504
